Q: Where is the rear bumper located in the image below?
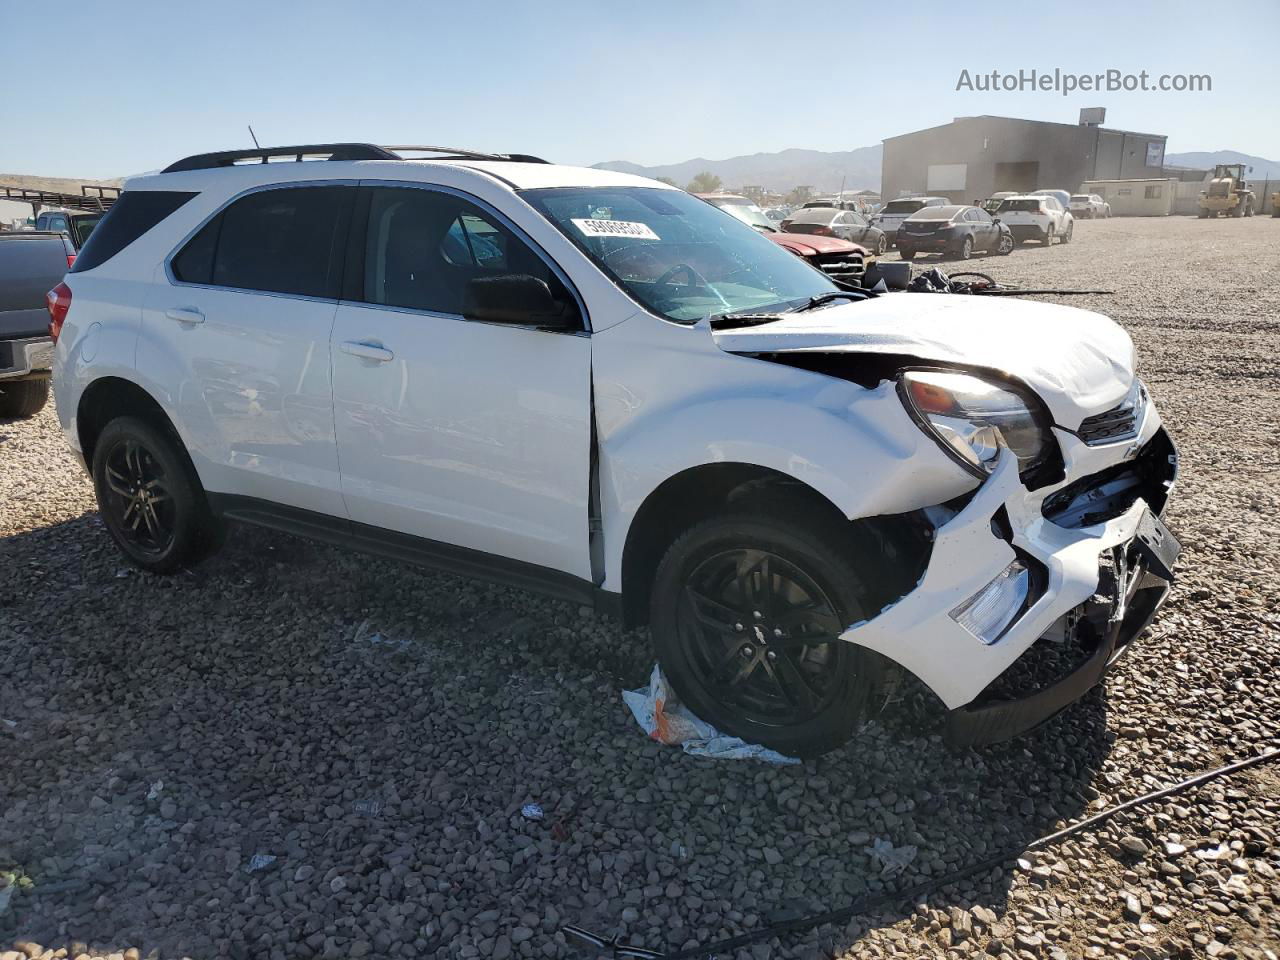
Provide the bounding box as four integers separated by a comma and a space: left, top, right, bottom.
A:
0, 337, 54, 380
897, 233, 954, 252
841, 417, 1179, 745
1007, 223, 1048, 241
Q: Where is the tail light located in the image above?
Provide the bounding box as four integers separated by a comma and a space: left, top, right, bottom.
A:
66, 253, 77, 269
813, 225, 834, 236
46, 281, 72, 343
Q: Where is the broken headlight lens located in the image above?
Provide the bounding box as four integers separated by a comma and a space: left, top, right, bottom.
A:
898, 370, 1047, 476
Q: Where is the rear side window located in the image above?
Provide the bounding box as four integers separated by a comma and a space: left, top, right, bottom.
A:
69, 191, 196, 273
172, 186, 351, 298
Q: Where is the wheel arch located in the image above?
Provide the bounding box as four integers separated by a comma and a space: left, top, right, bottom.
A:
616, 462, 933, 628
77, 376, 183, 469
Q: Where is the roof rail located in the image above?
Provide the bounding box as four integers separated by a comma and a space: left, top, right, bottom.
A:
161, 143, 549, 174
382, 145, 549, 164
161, 143, 401, 174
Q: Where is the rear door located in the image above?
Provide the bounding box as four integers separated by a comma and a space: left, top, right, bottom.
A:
140, 183, 353, 517
330, 183, 593, 580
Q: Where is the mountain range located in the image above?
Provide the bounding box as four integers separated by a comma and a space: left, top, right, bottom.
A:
593, 146, 1280, 193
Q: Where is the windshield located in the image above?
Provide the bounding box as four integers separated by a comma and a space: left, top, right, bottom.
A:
911, 207, 958, 220
524, 186, 836, 323
711, 199, 778, 232
998, 199, 1043, 212
882, 200, 925, 215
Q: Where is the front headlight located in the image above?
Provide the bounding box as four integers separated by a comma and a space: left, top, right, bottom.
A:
898, 370, 1049, 476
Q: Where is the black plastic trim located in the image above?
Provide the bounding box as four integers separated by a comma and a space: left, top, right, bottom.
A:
207, 493, 612, 611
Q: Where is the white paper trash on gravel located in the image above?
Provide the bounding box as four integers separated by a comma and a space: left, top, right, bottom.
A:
622, 664, 800, 765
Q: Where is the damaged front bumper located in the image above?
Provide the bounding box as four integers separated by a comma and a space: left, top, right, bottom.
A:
841, 424, 1179, 746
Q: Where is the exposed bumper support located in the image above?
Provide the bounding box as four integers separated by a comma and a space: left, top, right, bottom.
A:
841, 429, 1179, 745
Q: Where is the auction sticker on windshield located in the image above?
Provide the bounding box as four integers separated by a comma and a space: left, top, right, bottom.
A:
571, 218, 660, 240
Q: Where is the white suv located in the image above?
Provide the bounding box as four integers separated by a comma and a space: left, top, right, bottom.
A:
50, 143, 1179, 755
994, 195, 1075, 245
1070, 193, 1111, 219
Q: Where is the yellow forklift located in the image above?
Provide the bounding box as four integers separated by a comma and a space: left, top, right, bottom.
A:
1197, 164, 1255, 217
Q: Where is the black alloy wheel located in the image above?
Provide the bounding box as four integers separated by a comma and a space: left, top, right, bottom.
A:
92, 416, 224, 573
650, 506, 887, 756
100, 436, 177, 559
676, 548, 850, 728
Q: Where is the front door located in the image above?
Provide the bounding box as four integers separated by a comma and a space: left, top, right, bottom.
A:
331, 184, 593, 580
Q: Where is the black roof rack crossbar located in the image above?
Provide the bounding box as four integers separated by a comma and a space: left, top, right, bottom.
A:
161, 143, 549, 174
161, 143, 401, 174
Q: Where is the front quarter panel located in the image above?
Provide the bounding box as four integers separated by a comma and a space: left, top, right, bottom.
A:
592, 312, 977, 592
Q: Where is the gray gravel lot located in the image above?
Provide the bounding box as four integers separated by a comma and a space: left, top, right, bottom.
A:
2, 215, 1279, 960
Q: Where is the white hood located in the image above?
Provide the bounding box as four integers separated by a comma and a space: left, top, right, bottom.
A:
712, 294, 1136, 428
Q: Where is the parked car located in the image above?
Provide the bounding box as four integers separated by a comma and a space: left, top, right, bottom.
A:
35, 210, 105, 251
1069, 194, 1111, 219
801, 197, 876, 217
979, 191, 1018, 215
1031, 189, 1074, 214
781, 206, 887, 255
995, 195, 1074, 245
699, 194, 872, 285
895, 205, 1014, 261
0, 231, 72, 417
764, 207, 787, 222
51, 142, 1179, 756
870, 197, 949, 246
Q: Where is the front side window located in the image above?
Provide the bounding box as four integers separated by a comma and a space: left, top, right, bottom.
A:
362, 186, 578, 323
525, 186, 837, 324
172, 186, 349, 298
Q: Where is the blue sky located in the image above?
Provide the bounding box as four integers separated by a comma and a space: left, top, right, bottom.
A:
2, 0, 1277, 179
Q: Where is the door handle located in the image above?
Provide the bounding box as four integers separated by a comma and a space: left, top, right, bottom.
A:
340, 340, 394, 362
165, 306, 204, 325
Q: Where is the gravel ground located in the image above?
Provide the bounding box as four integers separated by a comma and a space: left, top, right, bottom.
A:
2, 215, 1278, 960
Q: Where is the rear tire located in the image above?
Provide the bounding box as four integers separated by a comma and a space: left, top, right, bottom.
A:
899, 249, 916, 261
874, 233, 887, 256
92, 416, 224, 574
956, 237, 973, 260
649, 503, 887, 757
0, 378, 49, 419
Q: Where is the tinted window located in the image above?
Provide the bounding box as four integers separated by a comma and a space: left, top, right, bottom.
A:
998, 199, 1044, 213
363, 187, 577, 323
970, 208, 992, 222
201, 186, 349, 297
790, 207, 839, 224
70, 191, 196, 273
882, 200, 925, 214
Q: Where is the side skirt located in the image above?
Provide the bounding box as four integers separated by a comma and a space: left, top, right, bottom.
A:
207, 493, 623, 615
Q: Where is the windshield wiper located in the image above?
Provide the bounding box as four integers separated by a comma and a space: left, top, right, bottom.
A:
791, 291, 869, 312
708, 311, 789, 329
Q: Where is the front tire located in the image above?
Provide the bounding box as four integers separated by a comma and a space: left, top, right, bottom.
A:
898, 248, 915, 261
874, 233, 887, 256
1044, 224, 1056, 245
649, 506, 886, 757
92, 416, 223, 574
1060, 221, 1073, 244
996, 233, 1014, 255
0, 378, 49, 419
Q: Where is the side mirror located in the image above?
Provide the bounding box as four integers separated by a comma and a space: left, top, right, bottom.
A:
991, 217, 1001, 224
463, 274, 578, 330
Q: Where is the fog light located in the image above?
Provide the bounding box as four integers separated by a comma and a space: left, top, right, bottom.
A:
950, 560, 1030, 644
